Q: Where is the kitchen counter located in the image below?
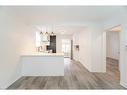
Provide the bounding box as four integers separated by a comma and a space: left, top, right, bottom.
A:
20, 52, 64, 76
21, 52, 64, 56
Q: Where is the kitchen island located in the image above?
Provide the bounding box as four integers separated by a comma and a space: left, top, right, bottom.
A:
20, 53, 64, 76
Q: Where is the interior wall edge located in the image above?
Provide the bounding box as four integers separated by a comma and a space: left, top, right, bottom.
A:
1, 76, 22, 89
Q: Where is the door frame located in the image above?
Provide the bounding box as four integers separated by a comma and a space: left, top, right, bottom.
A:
103, 24, 122, 79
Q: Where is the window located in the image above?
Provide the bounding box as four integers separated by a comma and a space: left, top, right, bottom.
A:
62, 39, 71, 57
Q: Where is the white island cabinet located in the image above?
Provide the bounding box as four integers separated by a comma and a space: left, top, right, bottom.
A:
20, 53, 64, 76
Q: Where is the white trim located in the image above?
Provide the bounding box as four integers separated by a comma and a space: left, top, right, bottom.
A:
102, 31, 106, 73
120, 81, 127, 88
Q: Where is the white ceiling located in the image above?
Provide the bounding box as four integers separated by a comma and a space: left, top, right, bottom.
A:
2, 6, 126, 35
11, 6, 126, 23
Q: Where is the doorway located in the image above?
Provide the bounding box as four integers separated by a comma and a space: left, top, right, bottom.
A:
106, 25, 121, 71
105, 25, 121, 82
62, 39, 71, 58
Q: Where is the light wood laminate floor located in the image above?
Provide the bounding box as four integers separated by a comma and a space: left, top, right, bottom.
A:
7, 58, 125, 89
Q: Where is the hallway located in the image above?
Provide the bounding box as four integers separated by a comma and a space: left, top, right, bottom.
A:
8, 58, 125, 89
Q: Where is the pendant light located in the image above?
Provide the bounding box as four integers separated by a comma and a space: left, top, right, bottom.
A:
51, 32, 54, 36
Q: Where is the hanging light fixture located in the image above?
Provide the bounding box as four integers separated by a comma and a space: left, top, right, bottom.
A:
39, 25, 56, 44
51, 25, 55, 36
51, 32, 54, 36
40, 31, 43, 35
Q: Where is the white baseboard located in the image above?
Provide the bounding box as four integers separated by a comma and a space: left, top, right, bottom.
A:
120, 81, 127, 88
0, 76, 22, 89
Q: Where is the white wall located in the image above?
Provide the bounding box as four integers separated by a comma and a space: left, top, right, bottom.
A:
120, 23, 127, 88
91, 23, 104, 72
106, 31, 120, 60
73, 23, 104, 72
73, 27, 92, 71
73, 31, 80, 61
0, 7, 26, 89
20, 26, 37, 54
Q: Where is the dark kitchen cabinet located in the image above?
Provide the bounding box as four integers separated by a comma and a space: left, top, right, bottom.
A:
47, 36, 56, 53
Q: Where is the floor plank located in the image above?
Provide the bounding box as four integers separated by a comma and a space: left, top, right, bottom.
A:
7, 58, 125, 89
